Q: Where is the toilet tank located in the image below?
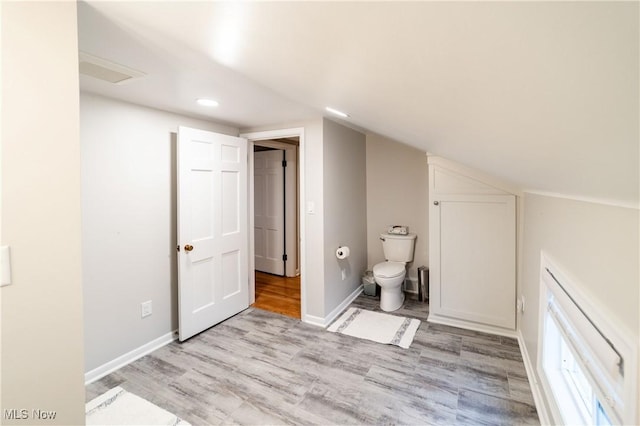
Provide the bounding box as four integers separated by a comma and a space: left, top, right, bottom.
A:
381, 233, 417, 262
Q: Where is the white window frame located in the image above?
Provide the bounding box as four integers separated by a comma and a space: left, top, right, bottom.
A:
537, 253, 637, 425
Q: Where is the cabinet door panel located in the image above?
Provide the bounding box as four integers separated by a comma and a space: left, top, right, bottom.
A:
432, 195, 516, 329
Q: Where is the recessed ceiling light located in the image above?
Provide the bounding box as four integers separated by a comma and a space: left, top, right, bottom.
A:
197, 98, 219, 107
325, 107, 349, 118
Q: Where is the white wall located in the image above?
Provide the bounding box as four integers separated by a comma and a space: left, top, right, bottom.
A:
323, 119, 367, 316
81, 93, 238, 371
300, 120, 325, 320
366, 134, 429, 283
519, 193, 639, 418
1, 2, 86, 423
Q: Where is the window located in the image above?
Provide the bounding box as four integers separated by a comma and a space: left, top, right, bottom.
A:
543, 320, 612, 425
538, 255, 637, 425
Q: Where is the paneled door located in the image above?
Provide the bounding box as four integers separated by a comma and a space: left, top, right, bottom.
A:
177, 126, 248, 341
430, 194, 516, 329
253, 149, 285, 276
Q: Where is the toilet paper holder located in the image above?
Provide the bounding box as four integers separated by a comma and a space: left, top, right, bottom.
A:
336, 246, 350, 259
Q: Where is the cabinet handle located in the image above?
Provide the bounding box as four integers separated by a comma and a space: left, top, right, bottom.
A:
434, 201, 439, 206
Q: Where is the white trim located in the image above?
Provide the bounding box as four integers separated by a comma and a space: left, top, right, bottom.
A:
427, 155, 522, 196
302, 285, 364, 328
426, 313, 519, 339
539, 253, 637, 365
84, 330, 177, 385
247, 143, 256, 303
303, 314, 327, 328
524, 189, 639, 210
252, 139, 296, 151
537, 252, 638, 425
240, 128, 306, 319
323, 285, 364, 327
425, 155, 640, 210
241, 128, 305, 141
517, 330, 552, 425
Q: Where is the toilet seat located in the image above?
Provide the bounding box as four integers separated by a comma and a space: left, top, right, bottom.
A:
373, 261, 405, 278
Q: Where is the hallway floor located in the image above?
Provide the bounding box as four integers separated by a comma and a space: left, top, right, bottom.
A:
252, 271, 300, 319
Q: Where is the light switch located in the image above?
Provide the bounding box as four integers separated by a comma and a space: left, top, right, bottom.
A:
307, 201, 315, 215
1, 246, 12, 287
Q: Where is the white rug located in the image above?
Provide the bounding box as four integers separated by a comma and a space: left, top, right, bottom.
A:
86, 386, 190, 426
327, 307, 421, 349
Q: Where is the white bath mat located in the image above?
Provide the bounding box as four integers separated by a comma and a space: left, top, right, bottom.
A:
86, 386, 190, 425
327, 307, 420, 349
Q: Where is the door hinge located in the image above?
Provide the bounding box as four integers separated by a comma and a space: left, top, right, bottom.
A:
282, 254, 288, 261
282, 160, 287, 168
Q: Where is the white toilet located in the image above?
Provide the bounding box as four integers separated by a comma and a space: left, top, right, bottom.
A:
373, 233, 417, 312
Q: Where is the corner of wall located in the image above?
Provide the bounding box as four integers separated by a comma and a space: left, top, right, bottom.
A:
516, 330, 552, 425
365, 134, 429, 281
322, 119, 367, 317
1, 2, 86, 423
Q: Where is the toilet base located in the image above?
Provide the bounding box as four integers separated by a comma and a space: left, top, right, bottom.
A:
380, 287, 405, 312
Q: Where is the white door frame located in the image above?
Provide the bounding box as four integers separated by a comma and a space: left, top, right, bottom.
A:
240, 128, 306, 320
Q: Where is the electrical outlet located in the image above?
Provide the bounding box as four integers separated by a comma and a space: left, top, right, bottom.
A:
141, 300, 152, 318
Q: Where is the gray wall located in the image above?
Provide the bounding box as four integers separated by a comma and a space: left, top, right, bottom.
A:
81, 93, 238, 371
242, 119, 326, 321
322, 119, 368, 317
518, 193, 639, 415
366, 134, 429, 283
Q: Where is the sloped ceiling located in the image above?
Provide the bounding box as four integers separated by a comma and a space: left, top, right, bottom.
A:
79, 1, 639, 206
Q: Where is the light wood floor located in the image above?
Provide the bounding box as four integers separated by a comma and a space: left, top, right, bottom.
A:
86, 295, 539, 425
252, 271, 300, 319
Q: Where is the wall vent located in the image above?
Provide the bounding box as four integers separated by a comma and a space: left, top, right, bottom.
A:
79, 52, 145, 84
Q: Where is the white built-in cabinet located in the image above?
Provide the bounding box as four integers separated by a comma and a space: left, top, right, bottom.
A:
428, 157, 517, 333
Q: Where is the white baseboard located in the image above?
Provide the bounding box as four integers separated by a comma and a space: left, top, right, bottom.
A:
84, 330, 178, 385
302, 285, 363, 328
324, 285, 363, 327
302, 314, 326, 327
427, 313, 518, 338
404, 276, 418, 293
516, 330, 552, 425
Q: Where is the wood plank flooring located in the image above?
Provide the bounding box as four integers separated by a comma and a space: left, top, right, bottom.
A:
86, 294, 539, 425
252, 271, 300, 319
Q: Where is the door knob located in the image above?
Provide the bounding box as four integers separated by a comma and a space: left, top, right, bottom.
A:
184, 244, 194, 252
434, 201, 439, 206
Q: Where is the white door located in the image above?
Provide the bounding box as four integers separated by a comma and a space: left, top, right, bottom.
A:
177, 126, 248, 341
431, 194, 516, 329
253, 149, 285, 276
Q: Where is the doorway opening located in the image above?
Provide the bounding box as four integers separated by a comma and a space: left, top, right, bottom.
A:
254, 271, 300, 318
243, 129, 305, 320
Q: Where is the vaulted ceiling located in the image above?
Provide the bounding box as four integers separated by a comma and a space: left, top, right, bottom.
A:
78, 1, 639, 206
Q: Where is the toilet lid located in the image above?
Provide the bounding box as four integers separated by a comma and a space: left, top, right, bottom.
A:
373, 261, 405, 278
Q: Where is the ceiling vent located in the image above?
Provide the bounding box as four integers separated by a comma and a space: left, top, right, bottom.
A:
79, 52, 145, 84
